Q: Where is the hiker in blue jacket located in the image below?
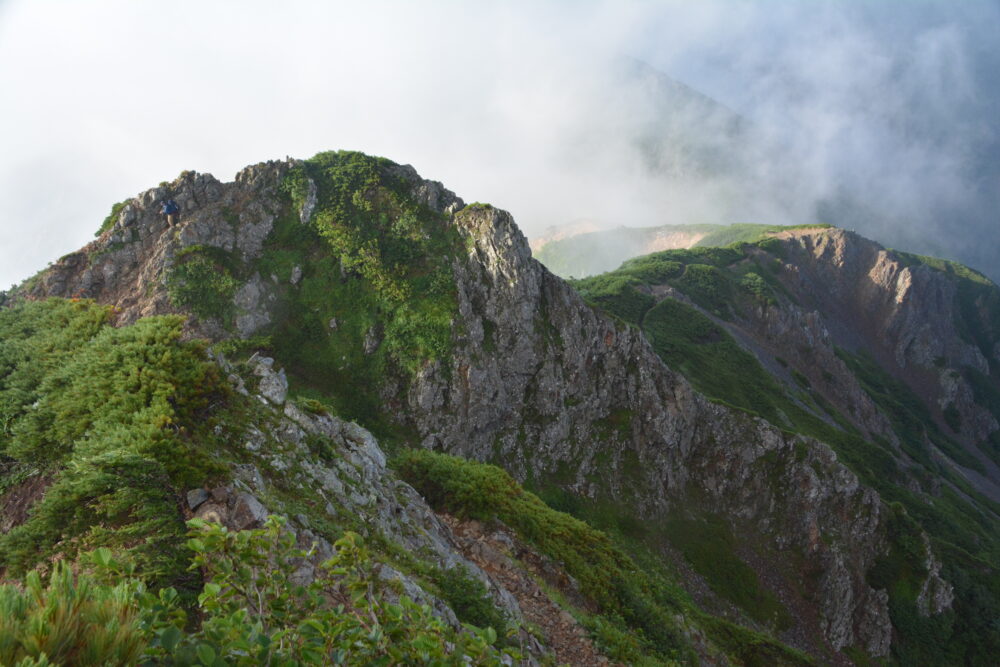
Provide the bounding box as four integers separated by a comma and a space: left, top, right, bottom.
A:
161, 199, 181, 226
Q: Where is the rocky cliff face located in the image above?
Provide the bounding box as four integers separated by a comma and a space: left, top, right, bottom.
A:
414, 206, 904, 657
12, 152, 987, 663
185, 353, 572, 663
20, 161, 292, 338
774, 229, 999, 446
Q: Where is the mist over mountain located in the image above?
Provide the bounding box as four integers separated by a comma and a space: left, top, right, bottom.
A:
3, 1, 1000, 286
532, 52, 1000, 282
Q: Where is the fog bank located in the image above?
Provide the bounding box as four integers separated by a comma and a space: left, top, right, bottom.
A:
2, 0, 999, 287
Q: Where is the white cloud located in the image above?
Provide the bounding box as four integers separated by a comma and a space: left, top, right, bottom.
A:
2, 0, 998, 288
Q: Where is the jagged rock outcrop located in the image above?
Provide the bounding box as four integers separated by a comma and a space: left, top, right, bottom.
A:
191, 354, 551, 662
737, 229, 1000, 500
775, 229, 996, 428
409, 205, 902, 656
915, 535, 955, 617
20, 162, 293, 338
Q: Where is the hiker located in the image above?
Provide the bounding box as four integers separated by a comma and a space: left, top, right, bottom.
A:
161, 199, 180, 226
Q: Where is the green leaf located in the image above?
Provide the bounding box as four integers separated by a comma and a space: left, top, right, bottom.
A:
159, 625, 182, 652
92, 546, 114, 568
196, 643, 216, 665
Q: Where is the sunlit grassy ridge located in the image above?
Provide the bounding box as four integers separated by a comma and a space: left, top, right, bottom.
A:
535, 222, 832, 278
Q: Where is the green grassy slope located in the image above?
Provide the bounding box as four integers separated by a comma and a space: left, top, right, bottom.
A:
397, 449, 813, 666
0, 299, 223, 592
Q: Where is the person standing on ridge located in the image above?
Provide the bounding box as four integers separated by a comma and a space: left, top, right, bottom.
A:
161, 199, 180, 226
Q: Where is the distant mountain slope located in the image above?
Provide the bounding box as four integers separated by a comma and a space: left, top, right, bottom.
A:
528, 220, 603, 253
572, 228, 1000, 663
534, 223, 830, 278
4, 151, 999, 663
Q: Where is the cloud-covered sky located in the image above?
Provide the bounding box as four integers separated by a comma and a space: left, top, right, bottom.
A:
2, 0, 999, 288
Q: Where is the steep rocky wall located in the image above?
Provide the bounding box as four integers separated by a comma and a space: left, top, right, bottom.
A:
757, 229, 1000, 498
777, 229, 997, 438
411, 205, 918, 657
19, 161, 292, 339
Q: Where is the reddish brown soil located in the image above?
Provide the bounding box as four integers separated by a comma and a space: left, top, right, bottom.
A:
0, 474, 52, 535
440, 513, 614, 667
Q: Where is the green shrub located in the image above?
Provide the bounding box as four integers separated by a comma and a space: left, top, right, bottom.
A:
166, 249, 240, 322
154, 516, 513, 665
739, 271, 770, 300
95, 199, 130, 237
0, 299, 225, 587
0, 450, 189, 586
435, 565, 509, 635
0, 562, 147, 666
2, 518, 514, 666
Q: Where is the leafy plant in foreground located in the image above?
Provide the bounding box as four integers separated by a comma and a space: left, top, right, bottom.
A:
1, 517, 514, 666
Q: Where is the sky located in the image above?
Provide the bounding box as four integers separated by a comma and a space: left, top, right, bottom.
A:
2, 0, 999, 288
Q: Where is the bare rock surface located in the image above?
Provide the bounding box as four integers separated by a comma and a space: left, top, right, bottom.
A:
401, 205, 905, 657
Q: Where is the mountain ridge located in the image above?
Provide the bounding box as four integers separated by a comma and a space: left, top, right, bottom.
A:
3, 150, 1000, 664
